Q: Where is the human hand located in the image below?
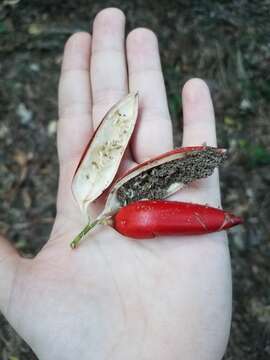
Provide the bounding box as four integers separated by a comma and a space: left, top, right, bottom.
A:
0, 8, 231, 360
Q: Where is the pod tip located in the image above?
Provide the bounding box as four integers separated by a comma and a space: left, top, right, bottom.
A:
218, 148, 227, 154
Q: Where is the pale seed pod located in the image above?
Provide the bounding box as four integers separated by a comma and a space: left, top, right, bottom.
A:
72, 92, 139, 216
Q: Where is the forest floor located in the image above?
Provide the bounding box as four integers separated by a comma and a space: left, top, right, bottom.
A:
0, 1, 270, 359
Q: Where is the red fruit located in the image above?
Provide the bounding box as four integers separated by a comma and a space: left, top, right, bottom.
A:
113, 200, 243, 239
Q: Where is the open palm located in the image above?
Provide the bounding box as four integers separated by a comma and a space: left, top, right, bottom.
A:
0, 8, 231, 360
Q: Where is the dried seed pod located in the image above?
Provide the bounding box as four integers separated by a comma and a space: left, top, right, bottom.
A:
72, 92, 139, 215
103, 146, 226, 215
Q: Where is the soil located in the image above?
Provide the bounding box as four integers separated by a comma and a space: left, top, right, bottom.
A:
117, 147, 226, 205
0, 1, 270, 359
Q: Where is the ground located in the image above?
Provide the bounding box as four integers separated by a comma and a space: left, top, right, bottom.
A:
0, 0, 270, 359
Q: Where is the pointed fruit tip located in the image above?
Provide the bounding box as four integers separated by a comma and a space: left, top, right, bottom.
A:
233, 215, 244, 225
224, 213, 244, 230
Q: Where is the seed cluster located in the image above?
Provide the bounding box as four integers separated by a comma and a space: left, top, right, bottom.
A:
116, 148, 226, 206
90, 138, 124, 172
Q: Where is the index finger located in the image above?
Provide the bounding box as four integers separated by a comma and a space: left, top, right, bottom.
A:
58, 32, 93, 168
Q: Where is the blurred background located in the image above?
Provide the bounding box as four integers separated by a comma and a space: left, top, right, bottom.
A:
0, 0, 269, 359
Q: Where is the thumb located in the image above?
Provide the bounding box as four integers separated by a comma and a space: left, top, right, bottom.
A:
0, 235, 21, 317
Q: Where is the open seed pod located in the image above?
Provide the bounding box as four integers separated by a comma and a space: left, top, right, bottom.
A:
103, 146, 227, 215
70, 145, 226, 248
72, 92, 139, 216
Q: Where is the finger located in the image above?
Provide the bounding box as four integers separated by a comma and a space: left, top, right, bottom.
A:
58, 32, 93, 168
182, 78, 217, 147
126, 28, 173, 163
176, 78, 221, 206
0, 235, 21, 316
56, 32, 93, 216
91, 8, 128, 129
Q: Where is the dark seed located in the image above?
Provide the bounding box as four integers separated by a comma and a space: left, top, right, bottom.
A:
116, 148, 226, 206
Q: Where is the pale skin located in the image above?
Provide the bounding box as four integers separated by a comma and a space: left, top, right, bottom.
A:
0, 7, 232, 360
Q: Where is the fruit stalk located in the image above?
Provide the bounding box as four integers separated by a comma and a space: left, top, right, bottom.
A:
70, 220, 100, 249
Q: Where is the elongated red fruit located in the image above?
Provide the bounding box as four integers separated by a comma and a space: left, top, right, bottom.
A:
113, 200, 243, 238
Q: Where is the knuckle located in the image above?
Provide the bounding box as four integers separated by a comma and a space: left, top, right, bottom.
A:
93, 88, 126, 106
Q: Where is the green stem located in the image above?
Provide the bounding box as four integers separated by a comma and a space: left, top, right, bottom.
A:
70, 219, 100, 249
